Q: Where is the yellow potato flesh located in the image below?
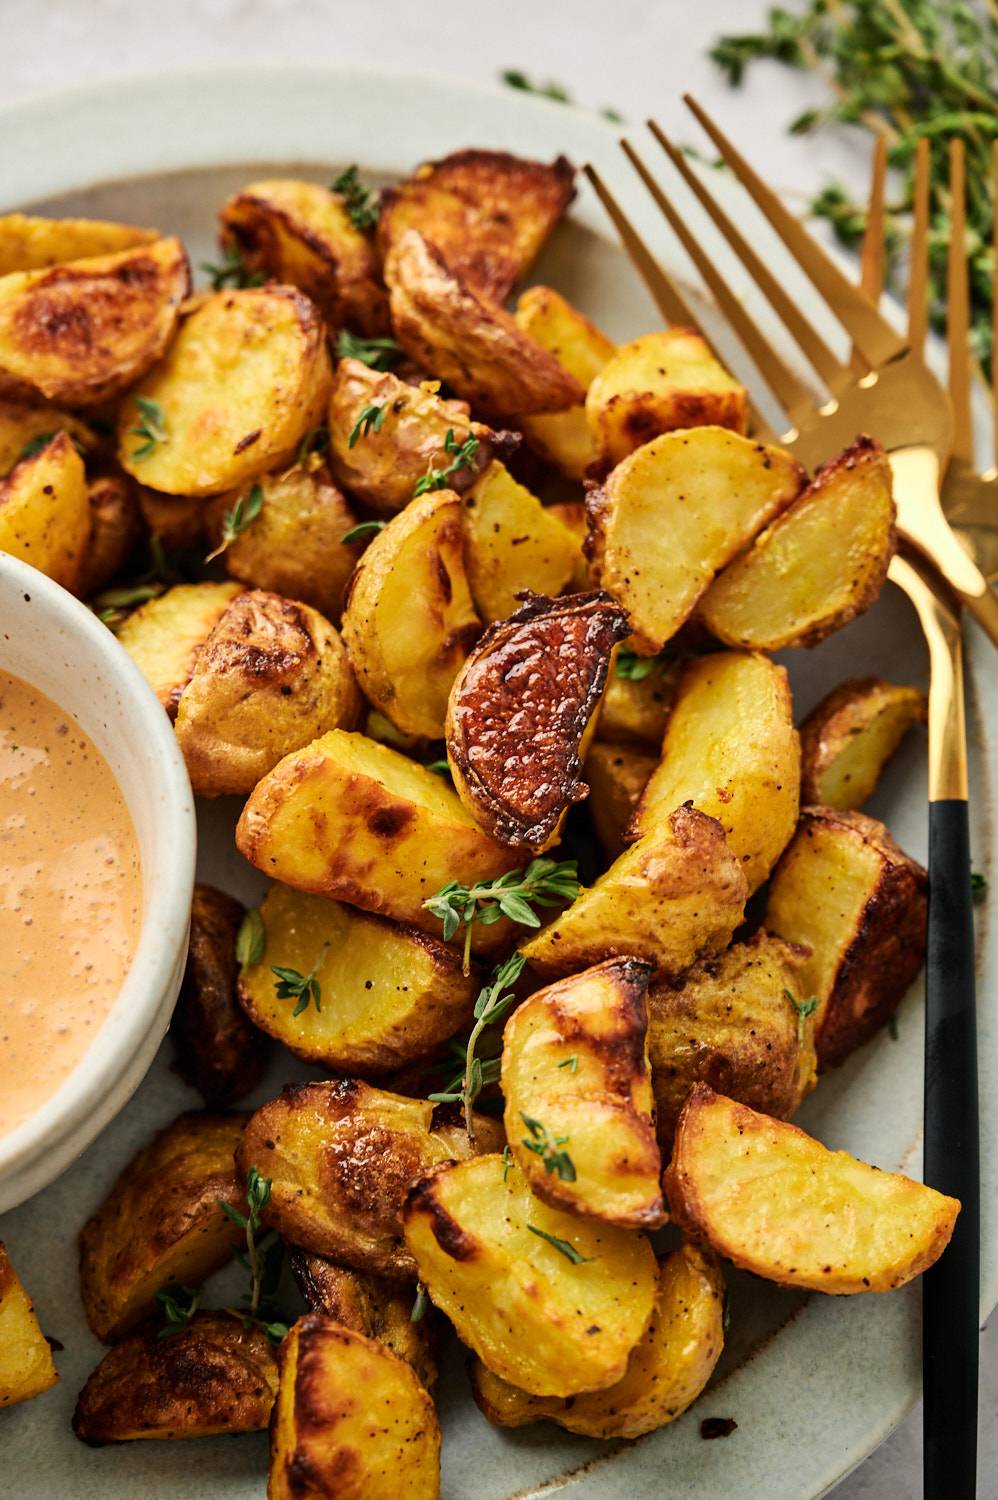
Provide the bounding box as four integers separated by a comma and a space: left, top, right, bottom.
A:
0, 432, 89, 592
463, 461, 577, 621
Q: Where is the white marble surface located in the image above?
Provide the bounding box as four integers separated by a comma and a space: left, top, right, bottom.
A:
0, 0, 994, 1494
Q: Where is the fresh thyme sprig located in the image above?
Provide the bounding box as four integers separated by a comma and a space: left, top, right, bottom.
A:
423, 856, 580, 975
128, 397, 168, 461
425, 758, 452, 779
200, 247, 265, 290
205, 483, 264, 563
410, 1283, 430, 1323
520, 1114, 576, 1181
413, 429, 480, 497
428, 952, 526, 1140
336, 329, 403, 371
784, 987, 819, 1044
615, 648, 669, 682
499, 69, 623, 123
557, 1055, 578, 1072
331, 165, 380, 231
341, 519, 386, 544
972, 870, 989, 903
155, 1283, 200, 1338
526, 1224, 594, 1265
218, 1169, 289, 1341
294, 425, 330, 467
501, 1144, 513, 1182
16, 429, 86, 464
272, 955, 325, 1017
348, 402, 387, 448
236, 907, 266, 967
93, 581, 166, 631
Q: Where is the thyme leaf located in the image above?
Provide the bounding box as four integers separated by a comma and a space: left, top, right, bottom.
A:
205, 483, 263, 563
423, 857, 580, 975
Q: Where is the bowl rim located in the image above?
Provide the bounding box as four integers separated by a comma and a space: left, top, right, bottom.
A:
0, 552, 196, 1183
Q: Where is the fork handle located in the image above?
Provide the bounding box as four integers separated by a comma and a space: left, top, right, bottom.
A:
956, 580, 998, 653
923, 797, 980, 1499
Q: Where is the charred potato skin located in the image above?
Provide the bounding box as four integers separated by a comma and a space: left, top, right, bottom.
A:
799, 677, 926, 810
79, 1111, 247, 1342
445, 590, 630, 850
73, 1313, 278, 1444
289, 1253, 437, 1389
0, 1241, 59, 1408
173, 884, 269, 1107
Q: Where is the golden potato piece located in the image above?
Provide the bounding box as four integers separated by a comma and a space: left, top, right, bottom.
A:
235, 730, 518, 949
586, 329, 749, 469
0, 395, 95, 475
238, 1079, 502, 1279
219, 177, 388, 334
116, 580, 243, 716
0, 1242, 58, 1408
290, 1253, 437, 1389
78, 472, 141, 597
446, 591, 628, 851
175, 589, 360, 797
463, 460, 578, 621
0, 430, 90, 591
514, 286, 615, 479
597, 649, 677, 750
379, 149, 575, 304
172, 884, 269, 1106
502, 958, 663, 1227
647, 931, 817, 1154
766, 807, 927, 1067
385, 230, 583, 417
521, 802, 746, 979
800, 677, 926, 810
584, 743, 657, 860
404, 1153, 656, 1397
341, 490, 480, 738
268, 1315, 440, 1500
117, 285, 331, 496
206, 463, 362, 621
136, 485, 207, 552
73, 1313, 278, 1444
470, 1243, 724, 1438
631, 651, 800, 894
547, 499, 591, 589
237, 883, 477, 1074
327, 358, 499, 515
79, 1111, 247, 1342
586, 426, 804, 651
0, 212, 158, 275
0, 238, 188, 407
665, 1085, 959, 1293
700, 435, 896, 649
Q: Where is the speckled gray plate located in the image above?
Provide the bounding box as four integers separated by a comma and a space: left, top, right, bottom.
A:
0, 65, 994, 1500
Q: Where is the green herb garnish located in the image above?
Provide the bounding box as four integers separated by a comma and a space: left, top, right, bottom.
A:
336, 329, 403, 371
272, 958, 324, 1017
499, 69, 623, 122
784, 986, 819, 1044
520, 1114, 576, 1181
410, 1283, 430, 1323
294, 425, 330, 466
348, 401, 387, 448
16, 429, 85, 463
200, 246, 265, 290
331, 165, 380, 231
236, 907, 266, 967
557, 1055, 578, 1072
413, 428, 480, 497
93, 581, 166, 632
428, 953, 525, 1140
218, 1168, 288, 1341
341, 518, 386, 544
501, 1144, 513, 1182
129, 397, 168, 461
972, 871, 989, 903
526, 1224, 594, 1264
423, 856, 580, 975
615, 648, 668, 681
425, 759, 452, 778
156, 1284, 201, 1338
887, 1014, 900, 1041
205, 483, 264, 563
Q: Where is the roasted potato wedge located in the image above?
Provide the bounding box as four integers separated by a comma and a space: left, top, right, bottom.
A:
78, 472, 141, 597
0, 212, 158, 275
665, 1085, 959, 1293
0, 395, 96, 475
116, 580, 243, 716
547, 498, 591, 589
117, 285, 331, 496
502, 958, 664, 1226
290, 1253, 437, 1388
136, 485, 207, 552
647, 931, 817, 1155
800, 677, 926, 810
585, 426, 804, 651
237, 883, 477, 1074
326, 358, 499, 514
79, 1111, 247, 1342
73, 1313, 278, 1444
385, 230, 584, 417
700, 435, 896, 649
379, 149, 575, 304
173, 884, 269, 1106
403, 1153, 656, 1397
765, 807, 928, 1066
470, 1243, 724, 1438
446, 591, 628, 851
630, 651, 800, 894
0, 430, 90, 591
268, 1315, 440, 1500
341, 489, 480, 738
463, 460, 578, 621
235, 729, 518, 948
584, 742, 657, 860
513, 286, 616, 479
0, 238, 188, 407
219, 177, 388, 334
0, 1242, 58, 1408
174, 589, 360, 797
521, 802, 746, 979
206, 463, 362, 621
586, 329, 749, 469
597, 649, 677, 750
238, 1079, 502, 1279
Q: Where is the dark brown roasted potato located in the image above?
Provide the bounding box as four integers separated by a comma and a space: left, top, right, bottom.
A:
290, 1252, 437, 1388
799, 677, 926, 810
136, 485, 207, 552
445, 591, 629, 851
78, 472, 141, 598
73, 1313, 278, 1443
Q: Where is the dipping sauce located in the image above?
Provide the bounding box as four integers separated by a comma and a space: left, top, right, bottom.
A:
0, 671, 141, 1140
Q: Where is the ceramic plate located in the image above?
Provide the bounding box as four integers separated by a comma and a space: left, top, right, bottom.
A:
0, 65, 994, 1500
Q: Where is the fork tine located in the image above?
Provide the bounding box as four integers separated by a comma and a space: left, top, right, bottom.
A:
647, 118, 852, 398
992, 139, 997, 470
852, 137, 887, 373
581, 162, 704, 330
620, 137, 814, 428
908, 137, 931, 354
683, 94, 908, 368
947, 138, 973, 466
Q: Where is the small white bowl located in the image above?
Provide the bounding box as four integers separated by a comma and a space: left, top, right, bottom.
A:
0, 554, 195, 1212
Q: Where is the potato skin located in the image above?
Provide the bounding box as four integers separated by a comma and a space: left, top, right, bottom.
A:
664, 1085, 959, 1294
174, 589, 360, 797
238, 1080, 503, 1280
799, 677, 926, 810
0, 212, 158, 275
647, 931, 816, 1155
73, 1313, 278, 1444
765, 806, 927, 1067
0, 1241, 59, 1408
79, 1111, 247, 1342
289, 1254, 437, 1389
584, 742, 657, 860
116, 580, 243, 717
0, 430, 90, 592
172, 884, 269, 1106
78, 471, 141, 598
268, 1315, 441, 1500
446, 591, 629, 851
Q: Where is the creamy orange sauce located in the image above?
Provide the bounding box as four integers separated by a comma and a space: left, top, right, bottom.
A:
0, 671, 141, 1139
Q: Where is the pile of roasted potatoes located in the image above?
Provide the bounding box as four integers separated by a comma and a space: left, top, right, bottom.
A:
0, 148, 960, 1496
